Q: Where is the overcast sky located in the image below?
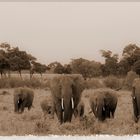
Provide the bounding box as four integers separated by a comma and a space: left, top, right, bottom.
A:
0, 2, 140, 64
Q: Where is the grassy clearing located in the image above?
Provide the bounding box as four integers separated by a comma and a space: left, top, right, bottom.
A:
0, 74, 138, 135
0, 86, 139, 135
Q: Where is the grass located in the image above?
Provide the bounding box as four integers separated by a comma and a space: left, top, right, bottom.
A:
0, 87, 138, 135
0, 74, 138, 135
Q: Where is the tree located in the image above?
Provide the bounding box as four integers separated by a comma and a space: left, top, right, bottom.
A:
100, 50, 118, 76
30, 61, 49, 79
70, 58, 102, 79
133, 60, 140, 76
63, 64, 72, 74
0, 43, 11, 77
122, 44, 140, 66
7, 47, 32, 78
48, 61, 64, 74
117, 59, 131, 76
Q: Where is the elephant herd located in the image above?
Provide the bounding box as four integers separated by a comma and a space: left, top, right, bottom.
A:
13, 75, 140, 125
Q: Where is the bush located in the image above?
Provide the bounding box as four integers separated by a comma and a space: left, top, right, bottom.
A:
124, 70, 139, 90
103, 75, 124, 90
0, 77, 50, 89
85, 78, 105, 89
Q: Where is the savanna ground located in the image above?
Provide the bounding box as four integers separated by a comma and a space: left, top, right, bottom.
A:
0, 74, 139, 136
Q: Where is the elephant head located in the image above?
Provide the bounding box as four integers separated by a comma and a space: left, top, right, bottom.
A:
50, 75, 84, 124
94, 95, 106, 121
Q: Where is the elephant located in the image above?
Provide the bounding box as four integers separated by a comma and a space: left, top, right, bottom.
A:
73, 100, 84, 120
40, 97, 54, 120
89, 89, 118, 121
132, 78, 140, 123
14, 87, 34, 113
50, 74, 85, 124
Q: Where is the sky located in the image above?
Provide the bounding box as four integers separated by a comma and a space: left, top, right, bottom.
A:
0, 2, 140, 65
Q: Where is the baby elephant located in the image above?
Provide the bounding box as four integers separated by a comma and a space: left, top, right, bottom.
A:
40, 98, 54, 120
74, 100, 85, 120
14, 87, 34, 113
89, 89, 118, 121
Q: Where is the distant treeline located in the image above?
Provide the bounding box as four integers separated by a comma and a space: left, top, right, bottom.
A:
0, 43, 140, 79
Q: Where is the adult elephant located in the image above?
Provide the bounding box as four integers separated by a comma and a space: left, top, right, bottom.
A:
89, 89, 118, 121
132, 78, 140, 123
14, 87, 34, 113
50, 74, 85, 124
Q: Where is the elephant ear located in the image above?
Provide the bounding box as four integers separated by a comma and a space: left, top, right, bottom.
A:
50, 77, 62, 99
72, 76, 85, 107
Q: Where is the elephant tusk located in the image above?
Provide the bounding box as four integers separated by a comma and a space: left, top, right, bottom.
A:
61, 98, 64, 110
103, 107, 105, 111
133, 96, 136, 99
71, 97, 74, 109
18, 100, 19, 104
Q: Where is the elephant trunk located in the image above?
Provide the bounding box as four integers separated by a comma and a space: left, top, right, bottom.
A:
97, 105, 106, 121
61, 97, 74, 123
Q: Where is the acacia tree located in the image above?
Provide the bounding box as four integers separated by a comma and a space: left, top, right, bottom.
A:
30, 61, 50, 79
0, 43, 37, 78
63, 64, 72, 74
48, 61, 64, 74
0, 43, 11, 77
7, 47, 32, 78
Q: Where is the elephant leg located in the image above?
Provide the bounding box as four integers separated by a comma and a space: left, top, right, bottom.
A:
132, 97, 139, 122
19, 103, 25, 113
111, 108, 115, 118
105, 106, 110, 118
134, 115, 138, 123
28, 106, 32, 110
80, 107, 84, 118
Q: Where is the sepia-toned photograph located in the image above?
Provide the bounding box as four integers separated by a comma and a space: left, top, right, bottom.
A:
0, 1, 140, 139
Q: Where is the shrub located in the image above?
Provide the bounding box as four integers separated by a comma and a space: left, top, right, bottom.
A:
0, 77, 50, 89
103, 75, 123, 90
85, 78, 105, 89
124, 70, 139, 90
